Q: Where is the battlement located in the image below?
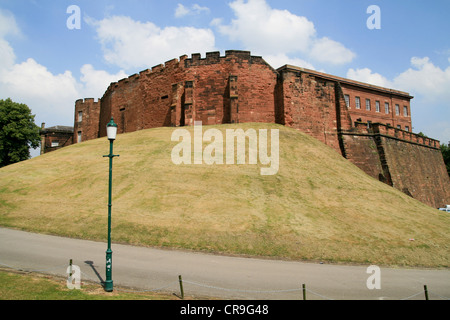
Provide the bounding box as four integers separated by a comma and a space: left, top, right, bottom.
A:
184, 50, 271, 69
75, 98, 100, 105
347, 121, 440, 149
105, 55, 191, 94
103, 51, 277, 96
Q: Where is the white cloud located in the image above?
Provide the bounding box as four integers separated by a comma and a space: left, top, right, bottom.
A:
87, 15, 216, 70
392, 57, 450, 100
80, 64, 128, 98
215, 0, 355, 66
0, 58, 126, 127
310, 37, 356, 65
346, 67, 392, 88
264, 53, 315, 70
0, 11, 127, 128
0, 58, 80, 123
346, 57, 450, 143
175, 3, 210, 18
192, 4, 211, 15
0, 9, 19, 72
218, 0, 314, 55
0, 39, 15, 71
347, 57, 450, 100
0, 9, 20, 38
175, 4, 190, 18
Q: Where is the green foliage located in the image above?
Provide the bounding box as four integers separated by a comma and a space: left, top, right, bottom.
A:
440, 143, 450, 177
417, 132, 428, 138
0, 98, 40, 168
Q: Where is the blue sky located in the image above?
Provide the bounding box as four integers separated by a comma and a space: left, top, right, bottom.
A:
1, 0, 449, 153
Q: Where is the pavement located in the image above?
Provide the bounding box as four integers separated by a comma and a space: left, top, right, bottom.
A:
1, 227, 449, 300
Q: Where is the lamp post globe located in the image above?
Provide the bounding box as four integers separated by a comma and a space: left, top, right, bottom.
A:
106, 118, 118, 140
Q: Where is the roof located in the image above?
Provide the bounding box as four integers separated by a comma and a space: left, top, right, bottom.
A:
277, 65, 414, 99
41, 126, 74, 134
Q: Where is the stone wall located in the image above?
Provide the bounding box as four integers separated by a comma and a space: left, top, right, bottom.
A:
40, 124, 74, 154
96, 51, 278, 139
71, 50, 449, 208
277, 68, 353, 153
74, 98, 100, 143
341, 122, 449, 208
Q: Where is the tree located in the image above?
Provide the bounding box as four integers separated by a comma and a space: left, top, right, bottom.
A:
0, 98, 41, 168
441, 143, 450, 177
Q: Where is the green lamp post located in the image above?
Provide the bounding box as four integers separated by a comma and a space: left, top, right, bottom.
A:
103, 117, 119, 292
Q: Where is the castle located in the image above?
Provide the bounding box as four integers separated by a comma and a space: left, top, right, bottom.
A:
42, 50, 449, 208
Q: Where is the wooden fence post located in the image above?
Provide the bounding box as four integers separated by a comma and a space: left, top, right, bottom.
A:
179, 275, 184, 300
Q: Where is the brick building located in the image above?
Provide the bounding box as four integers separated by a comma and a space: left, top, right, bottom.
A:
70, 50, 448, 208
40, 123, 73, 154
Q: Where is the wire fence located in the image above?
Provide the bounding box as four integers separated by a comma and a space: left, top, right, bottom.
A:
1, 261, 449, 300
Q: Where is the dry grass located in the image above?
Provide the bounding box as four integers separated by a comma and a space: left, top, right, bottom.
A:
0, 123, 449, 267
0, 268, 183, 300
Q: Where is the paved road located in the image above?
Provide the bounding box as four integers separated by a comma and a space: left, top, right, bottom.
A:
1, 227, 449, 300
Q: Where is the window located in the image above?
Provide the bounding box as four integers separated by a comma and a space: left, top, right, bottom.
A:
385, 102, 390, 114
395, 104, 400, 116
403, 106, 408, 117
185, 81, 193, 88
355, 97, 361, 109
78, 111, 83, 122
366, 99, 371, 111
51, 141, 59, 147
344, 95, 350, 108
397, 125, 401, 129
376, 101, 380, 113
77, 131, 82, 143
405, 126, 410, 132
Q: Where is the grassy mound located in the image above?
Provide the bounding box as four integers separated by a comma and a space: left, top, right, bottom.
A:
1, 123, 449, 267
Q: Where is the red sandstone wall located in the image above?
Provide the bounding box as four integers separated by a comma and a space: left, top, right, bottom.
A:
341, 122, 449, 208
98, 51, 278, 138
278, 69, 343, 152
74, 98, 100, 143
185, 51, 278, 126
342, 84, 412, 131
381, 137, 450, 208
341, 133, 385, 182
41, 131, 73, 154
